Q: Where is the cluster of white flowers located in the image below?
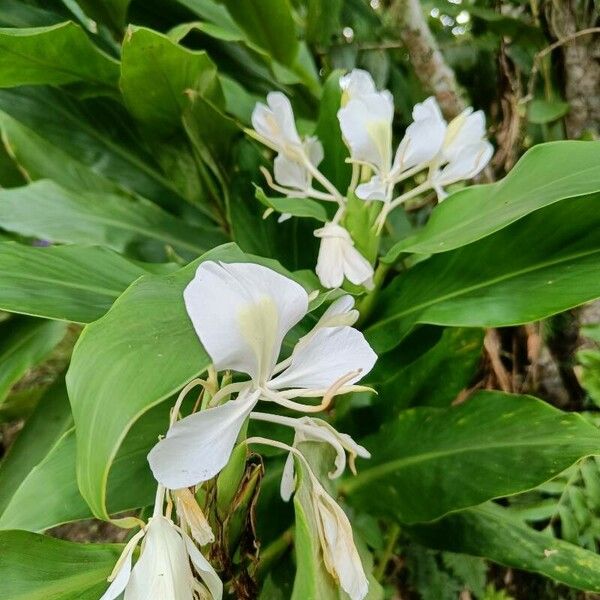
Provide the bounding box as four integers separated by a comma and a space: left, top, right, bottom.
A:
251, 69, 493, 287
102, 261, 377, 600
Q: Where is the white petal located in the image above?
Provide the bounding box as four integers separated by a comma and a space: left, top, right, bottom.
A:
99, 546, 134, 600
269, 326, 377, 390
125, 517, 194, 600
443, 108, 487, 161
305, 135, 324, 168
315, 490, 369, 600
148, 389, 260, 489
412, 96, 444, 123
317, 295, 358, 328
184, 261, 308, 384
355, 175, 388, 201
337, 92, 394, 170
314, 226, 346, 289
278, 212, 292, 223
280, 451, 296, 502
183, 532, 223, 600
392, 114, 446, 175
274, 153, 310, 191
251, 92, 301, 152
340, 69, 377, 102
341, 244, 374, 288
434, 140, 493, 186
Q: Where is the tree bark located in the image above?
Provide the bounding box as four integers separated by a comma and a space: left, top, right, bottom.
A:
386, 0, 466, 119
546, 0, 600, 138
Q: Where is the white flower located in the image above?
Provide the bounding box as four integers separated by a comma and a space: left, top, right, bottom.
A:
429, 106, 493, 200
312, 482, 369, 600
353, 96, 446, 202
148, 262, 377, 490
273, 135, 324, 194
339, 69, 377, 104
314, 223, 374, 289
251, 92, 302, 158
279, 416, 370, 502
100, 515, 222, 600
337, 88, 395, 183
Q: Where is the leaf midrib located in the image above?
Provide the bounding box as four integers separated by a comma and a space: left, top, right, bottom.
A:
345, 436, 600, 493
371, 246, 600, 333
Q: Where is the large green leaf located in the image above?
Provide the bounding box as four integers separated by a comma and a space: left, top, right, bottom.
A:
409, 503, 600, 592
367, 193, 600, 352
344, 391, 600, 524
0, 530, 121, 600
0, 22, 119, 91
0, 242, 150, 323
120, 25, 222, 136
0, 316, 66, 405
67, 244, 233, 519
0, 378, 72, 518
384, 141, 600, 261
0, 86, 182, 206
0, 180, 226, 258
220, 0, 298, 66
0, 111, 118, 193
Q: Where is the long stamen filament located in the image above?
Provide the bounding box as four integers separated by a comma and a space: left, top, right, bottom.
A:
260, 167, 338, 202
301, 154, 345, 205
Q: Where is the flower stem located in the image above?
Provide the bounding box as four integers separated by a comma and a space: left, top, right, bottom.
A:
356, 261, 391, 327
374, 523, 400, 580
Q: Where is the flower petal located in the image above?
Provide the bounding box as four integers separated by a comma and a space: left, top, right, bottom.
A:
251, 92, 301, 152
443, 108, 486, 161
434, 140, 493, 186
183, 532, 223, 600
148, 389, 260, 489
269, 326, 377, 390
274, 153, 310, 190
99, 545, 134, 600
184, 261, 308, 383
125, 516, 193, 600
337, 91, 394, 170
392, 113, 446, 174
355, 175, 388, 201
340, 69, 377, 102
280, 451, 296, 502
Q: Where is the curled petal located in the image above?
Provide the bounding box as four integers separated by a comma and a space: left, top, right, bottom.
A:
340, 69, 377, 103
183, 532, 223, 600
434, 140, 493, 187
184, 261, 308, 384
280, 451, 296, 502
269, 326, 377, 391
251, 91, 301, 153
148, 389, 260, 489
355, 175, 388, 202
443, 108, 487, 162
100, 543, 135, 600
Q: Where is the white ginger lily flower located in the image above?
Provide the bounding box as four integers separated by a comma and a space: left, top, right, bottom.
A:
429, 105, 493, 200
314, 223, 374, 289
100, 514, 222, 600
339, 68, 377, 104
312, 480, 369, 600
252, 92, 332, 202
277, 415, 370, 502
351, 96, 446, 202
148, 262, 377, 490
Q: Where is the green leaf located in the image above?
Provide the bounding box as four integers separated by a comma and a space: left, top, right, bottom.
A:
120, 25, 222, 136
367, 193, 600, 352
0, 111, 118, 193
578, 347, 600, 407
0, 180, 226, 258
0, 377, 72, 517
384, 141, 600, 261
0, 22, 119, 91
0, 530, 121, 599
527, 99, 570, 124
409, 503, 600, 592
0, 316, 66, 405
220, 0, 298, 66
305, 0, 342, 46
0, 242, 150, 323
374, 327, 483, 416
0, 86, 183, 206
75, 0, 131, 32
345, 391, 600, 524
255, 186, 328, 222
